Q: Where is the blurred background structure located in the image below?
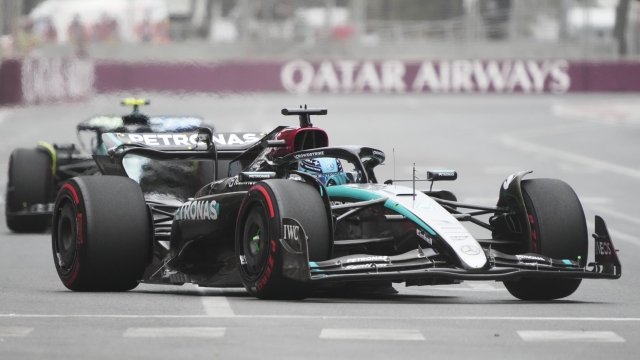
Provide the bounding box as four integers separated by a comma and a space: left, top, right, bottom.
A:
1, 0, 640, 61
2, 0, 640, 105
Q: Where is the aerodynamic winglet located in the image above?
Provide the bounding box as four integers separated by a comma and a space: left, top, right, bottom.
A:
592, 215, 622, 277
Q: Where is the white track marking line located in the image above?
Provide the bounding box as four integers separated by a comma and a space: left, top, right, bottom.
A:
517, 330, 625, 343
201, 296, 235, 317
499, 136, 640, 180
586, 221, 640, 247
320, 329, 424, 341
0, 327, 33, 336
3, 314, 640, 321
123, 327, 225, 338
193, 285, 235, 317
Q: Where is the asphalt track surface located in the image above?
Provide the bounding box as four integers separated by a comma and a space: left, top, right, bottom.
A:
1, 93, 639, 359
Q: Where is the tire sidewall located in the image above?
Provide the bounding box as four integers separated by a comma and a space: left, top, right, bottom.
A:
6, 148, 53, 212
51, 176, 150, 291
503, 178, 586, 300
52, 181, 86, 290
235, 184, 285, 297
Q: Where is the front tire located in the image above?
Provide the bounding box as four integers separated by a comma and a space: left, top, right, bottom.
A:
5, 148, 53, 232
504, 179, 588, 300
52, 176, 151, 291
235, 180, 331, 300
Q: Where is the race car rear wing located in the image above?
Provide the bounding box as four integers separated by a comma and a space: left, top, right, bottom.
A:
102, 131, 212, 152
95, 129, 217, 177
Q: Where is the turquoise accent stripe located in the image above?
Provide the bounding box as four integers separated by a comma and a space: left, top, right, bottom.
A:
107, 133, 122, 146
383, 199, 436, 236
326, 186, 436, 236
309, 262, 323, 273
562, 259, 573, 265
326, 186, 383, 201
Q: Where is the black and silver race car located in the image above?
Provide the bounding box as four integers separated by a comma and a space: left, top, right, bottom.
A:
51, 107, 621, 300
5, 99, 226, 232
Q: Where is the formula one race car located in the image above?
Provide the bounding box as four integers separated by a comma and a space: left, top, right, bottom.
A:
50, 107, 621, 301
5, 99, 224, 232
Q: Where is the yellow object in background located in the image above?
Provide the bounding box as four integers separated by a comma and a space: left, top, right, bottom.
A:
121, 98, 150, 106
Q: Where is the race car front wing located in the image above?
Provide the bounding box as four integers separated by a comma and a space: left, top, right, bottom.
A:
281, 216, 621, 284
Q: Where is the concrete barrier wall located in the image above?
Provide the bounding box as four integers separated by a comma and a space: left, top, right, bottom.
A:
3, 58, 640, 105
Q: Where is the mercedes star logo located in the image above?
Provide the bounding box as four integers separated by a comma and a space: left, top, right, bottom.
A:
460, 245, 481, 255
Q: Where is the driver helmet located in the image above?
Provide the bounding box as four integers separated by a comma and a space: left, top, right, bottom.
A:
298, 157, 349, 186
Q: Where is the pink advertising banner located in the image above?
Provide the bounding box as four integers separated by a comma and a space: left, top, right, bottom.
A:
3, 58, 640, 105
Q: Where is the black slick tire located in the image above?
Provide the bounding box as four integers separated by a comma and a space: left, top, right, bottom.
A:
51, 176, 151, 291
235, 180, 331, 300
503, 179, 588, 301
5, 148, 53, 232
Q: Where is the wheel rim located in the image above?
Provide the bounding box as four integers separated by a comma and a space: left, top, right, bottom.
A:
241, 204, 269, 280
55, 201, 78, 275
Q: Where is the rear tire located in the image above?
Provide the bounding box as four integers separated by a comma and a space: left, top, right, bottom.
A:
235, 180, 331, 300
504, 179, 588, 300
51, 176, 151, 291
5, 148, 53, 232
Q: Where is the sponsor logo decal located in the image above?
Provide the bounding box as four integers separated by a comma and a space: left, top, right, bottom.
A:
417, 202, 436, 210
330, 201, 352, 206
595, 240, 612, 256
516, 254, 546, 262
346, 256, 388, 263
460, 245, 481, 255
242, 173, 273, 179
282, 218, 305, 252
210, 133, 261, 146
416, 228, 432, 245
28, 203, 55, 213
125, 133, 207, 147
372, 150, 384, 157
294, 151, 324, 159
345, 264, 388, 270
174, 200, 220, 221
450, 235, 468, 241
280, 60, 570, 94
256, 240, 276, 291
121, 132, 262, 147
503, 173, 517, 190
300, 159, 322, 172
283, 224, 300, 241
228, 177, 256, 188
520, 262, 551, 267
